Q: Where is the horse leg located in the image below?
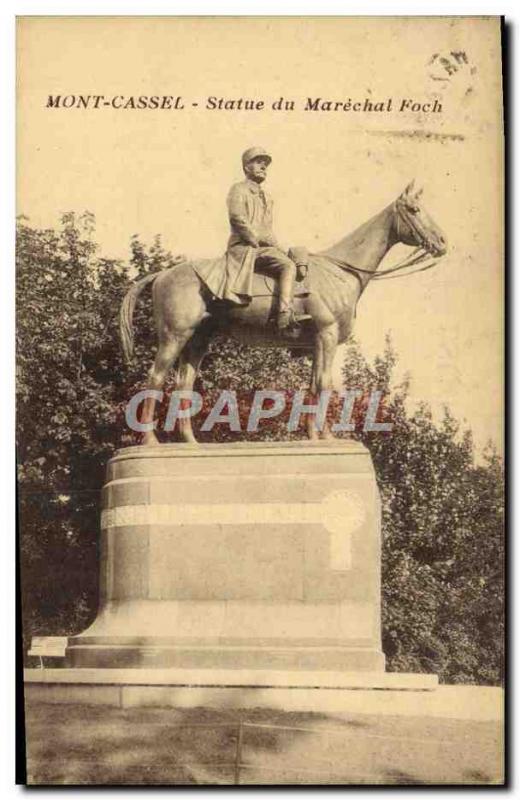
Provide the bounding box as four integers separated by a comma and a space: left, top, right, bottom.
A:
140, 265, 210, 446
306, 335, 324, 441
175, 324, 213, 443
140, 331, 193, 446
319, 323, 339, 439
307, 323, 339, 441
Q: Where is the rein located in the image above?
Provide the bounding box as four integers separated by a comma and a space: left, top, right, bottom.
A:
325, 247, 442, 282
260, 199, 444, 297
322, 201, 444, 283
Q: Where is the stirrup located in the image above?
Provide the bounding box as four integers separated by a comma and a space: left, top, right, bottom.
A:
277, 308, 312, 328
277, 307, 300, 330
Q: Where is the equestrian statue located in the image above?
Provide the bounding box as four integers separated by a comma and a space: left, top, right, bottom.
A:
120, 147, 447, 445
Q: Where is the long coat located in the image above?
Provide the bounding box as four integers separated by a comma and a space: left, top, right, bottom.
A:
192, 179, 279, 304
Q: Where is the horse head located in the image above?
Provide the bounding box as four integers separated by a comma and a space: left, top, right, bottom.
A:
394, 181, 447, 257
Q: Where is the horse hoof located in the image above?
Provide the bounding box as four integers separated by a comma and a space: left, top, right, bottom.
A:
320, 430, 336, 441
142, 433, 160, 447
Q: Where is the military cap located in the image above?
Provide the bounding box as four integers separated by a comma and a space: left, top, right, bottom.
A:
242, 147, 272, 168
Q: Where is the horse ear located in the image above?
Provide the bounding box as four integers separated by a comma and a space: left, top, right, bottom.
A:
400, 180, 415, 199
414, 186, 424, 200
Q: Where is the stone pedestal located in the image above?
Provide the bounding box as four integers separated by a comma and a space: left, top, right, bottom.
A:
66, 441, 385, 671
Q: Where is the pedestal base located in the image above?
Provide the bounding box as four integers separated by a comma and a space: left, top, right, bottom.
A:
69, 441, 386, 671
66, 638, 384, 671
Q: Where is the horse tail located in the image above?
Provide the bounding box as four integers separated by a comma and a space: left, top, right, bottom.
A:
119, 272, 160, 364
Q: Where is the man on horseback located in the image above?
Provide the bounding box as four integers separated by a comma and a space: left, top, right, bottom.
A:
226, 147, 301, 332
121, 179, 446, 444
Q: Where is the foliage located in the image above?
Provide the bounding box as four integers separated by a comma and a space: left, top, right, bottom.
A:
16, 214, 167, 643
341, 337, 504, 684
16, 215, 504, 683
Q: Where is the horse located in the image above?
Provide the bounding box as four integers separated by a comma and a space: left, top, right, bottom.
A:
119, 181, 447, 445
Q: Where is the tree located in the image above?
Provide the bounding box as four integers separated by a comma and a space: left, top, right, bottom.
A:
341, 337, 504, 684
16, 214, 166, 644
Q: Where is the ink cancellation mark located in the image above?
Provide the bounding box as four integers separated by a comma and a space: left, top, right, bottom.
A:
427, 50, 475, 84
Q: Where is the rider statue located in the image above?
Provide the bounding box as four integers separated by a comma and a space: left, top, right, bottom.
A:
226, 147, 302, 333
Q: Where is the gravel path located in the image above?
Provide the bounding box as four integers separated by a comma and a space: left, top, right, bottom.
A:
23, 700, 504, 785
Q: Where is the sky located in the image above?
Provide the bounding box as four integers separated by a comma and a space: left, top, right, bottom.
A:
17, 16, 504, 455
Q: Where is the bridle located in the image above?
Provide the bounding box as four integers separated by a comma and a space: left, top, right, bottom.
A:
325, 200, 445, 283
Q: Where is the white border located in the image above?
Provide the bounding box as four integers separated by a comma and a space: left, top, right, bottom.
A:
4, 2, 515, 13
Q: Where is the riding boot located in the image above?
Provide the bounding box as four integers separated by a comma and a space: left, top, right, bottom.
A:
276, 267, 300, 333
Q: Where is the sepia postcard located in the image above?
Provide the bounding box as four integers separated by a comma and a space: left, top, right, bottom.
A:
17, 16, 504, 786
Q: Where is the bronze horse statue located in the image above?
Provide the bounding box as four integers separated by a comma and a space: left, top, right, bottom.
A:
120, 181, 447, 444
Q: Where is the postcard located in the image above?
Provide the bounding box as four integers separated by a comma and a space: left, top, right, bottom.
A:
17, 16, 504, 786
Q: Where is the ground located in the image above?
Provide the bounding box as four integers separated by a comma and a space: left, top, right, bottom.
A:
23, 700, 503, 786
